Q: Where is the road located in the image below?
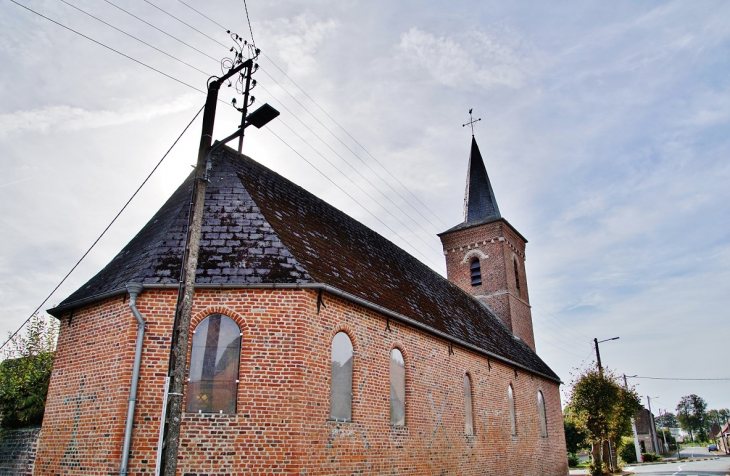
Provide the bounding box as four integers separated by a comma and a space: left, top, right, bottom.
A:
623, 446, 729, 475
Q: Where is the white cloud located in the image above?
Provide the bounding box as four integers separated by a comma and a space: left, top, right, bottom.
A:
259, 15, 338, 77
0, 94, 199, 138
395, 27, 537, 90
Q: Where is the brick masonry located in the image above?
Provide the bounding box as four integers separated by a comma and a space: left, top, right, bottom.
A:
440, 219, 536, 351
36, 287, 566, 475
0, 426, 41, 475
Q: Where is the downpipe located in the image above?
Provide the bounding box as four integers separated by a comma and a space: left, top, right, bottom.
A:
120, 282, 146, 475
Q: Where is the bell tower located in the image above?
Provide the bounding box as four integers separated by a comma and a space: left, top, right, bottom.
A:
438, 124, 536, 351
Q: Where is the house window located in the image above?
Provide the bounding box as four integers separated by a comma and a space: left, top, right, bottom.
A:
514, 258, 521, 297
470, 258, 482, 286
390, 348, 406, 426
187, 314, 241, 414
509, 384, 516, 435
330, 332, 353, 421
538, 391, 548, 437
464, 374, 474, 436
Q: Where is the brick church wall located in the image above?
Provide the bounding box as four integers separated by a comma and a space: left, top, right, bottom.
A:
0, 426, 41, 475
36, 288, 567, 475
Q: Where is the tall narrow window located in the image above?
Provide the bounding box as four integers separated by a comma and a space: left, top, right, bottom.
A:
514, 258, 521, 297
537, 391, 548, 437
464, 374, 474, 436
470, 258, 482, 286
187, 314, 241, 413
330, 332, 353, 421
509, 384, 516, 435
390, 348, 405, 426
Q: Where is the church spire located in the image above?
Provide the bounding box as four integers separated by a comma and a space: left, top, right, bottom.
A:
463, 135, 500, 223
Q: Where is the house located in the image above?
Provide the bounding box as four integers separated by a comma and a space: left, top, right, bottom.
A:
34, 136, 567, 475
635, 408, 660, 454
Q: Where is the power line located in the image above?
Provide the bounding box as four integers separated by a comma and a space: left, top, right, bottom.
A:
141, 0, 229, 49
270, 114, 444, 255
531, 309, 595, 350
173, 1, 448, 229
103, 0, 219, 62
534, 301, 593, 341
260, 53, 448, 227
255, 82, 444, 252
632, 376, 730, 381
13, 0, 442, 267
103, 1, 447, 250
534, 335, 588, 358
10, 0, 206, 95
177, 0, 226, 31
257, 67, 444, 234
0, 105, 205, 353
59, 0, 209, 76
242, 0, 256, 47
150, 2, 446, 237
265, 126, 443, 270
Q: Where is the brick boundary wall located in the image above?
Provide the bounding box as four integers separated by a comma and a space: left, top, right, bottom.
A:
0, 426, 42, 476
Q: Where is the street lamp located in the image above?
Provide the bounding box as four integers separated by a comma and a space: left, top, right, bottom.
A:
594, 336, 619, 374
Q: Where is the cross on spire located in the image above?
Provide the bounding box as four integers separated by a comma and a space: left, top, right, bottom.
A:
462, 108, 481, 137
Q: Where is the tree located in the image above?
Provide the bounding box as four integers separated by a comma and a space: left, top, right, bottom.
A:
564, 414, 589, 455
656, 412, 678, 428
676, 394, 708, 442
0, 313, 58, 428
566, 367, 642, 475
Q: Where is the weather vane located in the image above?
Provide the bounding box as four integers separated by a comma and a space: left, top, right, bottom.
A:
462, 108, 481, 137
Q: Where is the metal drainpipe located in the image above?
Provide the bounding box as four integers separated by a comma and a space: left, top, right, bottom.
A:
120, 282, 146, 476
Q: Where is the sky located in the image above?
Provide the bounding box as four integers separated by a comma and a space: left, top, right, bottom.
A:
1, 0, 728, 416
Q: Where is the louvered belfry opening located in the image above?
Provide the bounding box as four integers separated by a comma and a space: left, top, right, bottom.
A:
470, 258, 482, 286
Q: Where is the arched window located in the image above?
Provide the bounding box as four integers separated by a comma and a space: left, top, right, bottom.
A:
509, 384, 516, 435
330, 332, 353, 421
514, 258, 521, 297
470, 258, 482, 286
537, 391, 548, 437
187, 314, 241, 413
390, 348, 405, 426
464, 374, 474, 435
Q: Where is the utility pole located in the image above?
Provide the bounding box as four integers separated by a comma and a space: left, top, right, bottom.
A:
158, 40, 264, 475
658, 408, 668, 453
624, 374, 642, 463
647, 396, 660, 456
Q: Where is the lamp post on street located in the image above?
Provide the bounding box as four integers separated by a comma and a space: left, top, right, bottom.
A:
594, 337, 619, 377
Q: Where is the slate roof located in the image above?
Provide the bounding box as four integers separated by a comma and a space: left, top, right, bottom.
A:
52, 146, 558, 381
463, 136, 500, 223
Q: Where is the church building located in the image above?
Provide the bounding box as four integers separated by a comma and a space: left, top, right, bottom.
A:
35, 134, 568, 474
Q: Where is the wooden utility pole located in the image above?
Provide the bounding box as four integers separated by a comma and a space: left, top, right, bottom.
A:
160, 58, 253, 476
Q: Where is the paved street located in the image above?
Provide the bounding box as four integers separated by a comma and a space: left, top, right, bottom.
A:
622, 446, 729, 475
623, 458, 728, 475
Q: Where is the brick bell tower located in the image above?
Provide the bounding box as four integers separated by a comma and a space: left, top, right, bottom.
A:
438, 134, 536, 351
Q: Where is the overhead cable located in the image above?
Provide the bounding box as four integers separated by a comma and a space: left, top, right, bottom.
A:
141, 0, 229, 49
175, 0, 449, 228
59, 0, 209, 76
10, 0, 205, 94
265, 126, 443, 270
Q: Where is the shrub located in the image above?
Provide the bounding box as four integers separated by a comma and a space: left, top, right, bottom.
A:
0, 313, 58, 428
641, 452, 661, 462
568, 453, 580, 467
619, 441, 637, 464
